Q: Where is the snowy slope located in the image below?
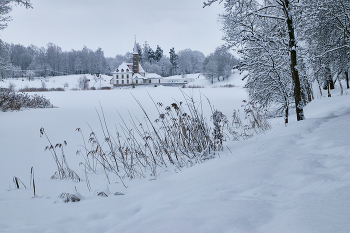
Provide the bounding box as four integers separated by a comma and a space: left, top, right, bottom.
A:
0, 74, 350, 232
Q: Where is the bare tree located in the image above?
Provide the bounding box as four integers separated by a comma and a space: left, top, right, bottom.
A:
203, 46, 237, 82
177, 49, 205, 74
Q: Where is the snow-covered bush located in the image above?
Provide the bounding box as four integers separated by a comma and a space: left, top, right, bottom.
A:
78, 75, 89, 90
0, 89, 52, 112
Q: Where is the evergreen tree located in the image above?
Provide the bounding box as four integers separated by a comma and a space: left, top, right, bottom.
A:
137, 43, 142, 63
155, 45, 163, 62
142, 41, 150, 63
169, 47, 178, 75
148, 48, 155, 64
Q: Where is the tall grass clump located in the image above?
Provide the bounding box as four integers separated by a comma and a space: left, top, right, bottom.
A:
75, 94, 271, 188
40, 128, 81, 182
226, 101, 272, 140
12, 167, 37, 197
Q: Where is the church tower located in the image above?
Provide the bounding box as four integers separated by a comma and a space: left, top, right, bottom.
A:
133, 40, 139, 74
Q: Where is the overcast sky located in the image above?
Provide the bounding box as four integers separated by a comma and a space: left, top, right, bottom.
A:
1, 0, 225, 58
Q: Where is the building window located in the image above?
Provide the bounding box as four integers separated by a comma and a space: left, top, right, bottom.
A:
116, 80, 119, 84
149, 80, 151, 83
122, 75, 124, 79
122, 80, 124, 84
159, 79, 160, 83
127, 74, 129, 79
121, 69, 124, 72
127, 80, 129, 84
136, 80, 138, 84
116, 75, 118, 79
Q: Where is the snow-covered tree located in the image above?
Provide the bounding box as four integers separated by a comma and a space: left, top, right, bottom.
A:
142, 41, 150, 63
202, 58, 217, 84
205, 0, 306, 121
136, 43, 142, 63
300, 0, 350, 91
0, 1, 31, 78
203, 46, 237, 82
177, 49, 205, 74
26, 70, 35, 81
0, 0, 32, 31
74, 56, 83, 74
0, 40, 12, 79
78, 75, 89, 90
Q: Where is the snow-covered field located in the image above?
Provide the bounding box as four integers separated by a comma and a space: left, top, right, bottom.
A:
1, 72, 349, 233
0, 74, 113, 91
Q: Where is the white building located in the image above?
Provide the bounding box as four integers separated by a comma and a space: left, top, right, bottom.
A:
110, 41, 188, 86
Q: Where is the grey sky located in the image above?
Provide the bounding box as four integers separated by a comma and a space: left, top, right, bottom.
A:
1, 0, 225, 57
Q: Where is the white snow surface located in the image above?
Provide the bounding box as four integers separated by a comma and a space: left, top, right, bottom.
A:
1, 72, 350, 233
0, 74, 113, 90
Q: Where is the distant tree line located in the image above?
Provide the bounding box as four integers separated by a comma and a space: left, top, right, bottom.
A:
0, 41, 109, 79
0, 39, 239, 81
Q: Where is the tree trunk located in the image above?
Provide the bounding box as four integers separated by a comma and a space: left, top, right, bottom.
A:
285, 0, 304, 121
345, 71, 349, 89
329, 74, 335, 89
285, 106, 289, 124
338, 72, 343, 95
316, 79, 322, 97
305, 79, 313, 102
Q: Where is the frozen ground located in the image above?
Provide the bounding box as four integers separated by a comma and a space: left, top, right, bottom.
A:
0, 72, 349, 233
0, 72, 244, 91
0, 74, 112, 91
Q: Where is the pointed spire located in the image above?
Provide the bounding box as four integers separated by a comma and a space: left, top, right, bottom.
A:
133, 36, 138, 55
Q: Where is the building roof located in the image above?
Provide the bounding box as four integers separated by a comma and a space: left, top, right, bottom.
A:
133, 73, 144, 79
133, 40, 138, 55
162, 76, 187, 80
145, 73, 162, 79
112, 62, 145, 74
